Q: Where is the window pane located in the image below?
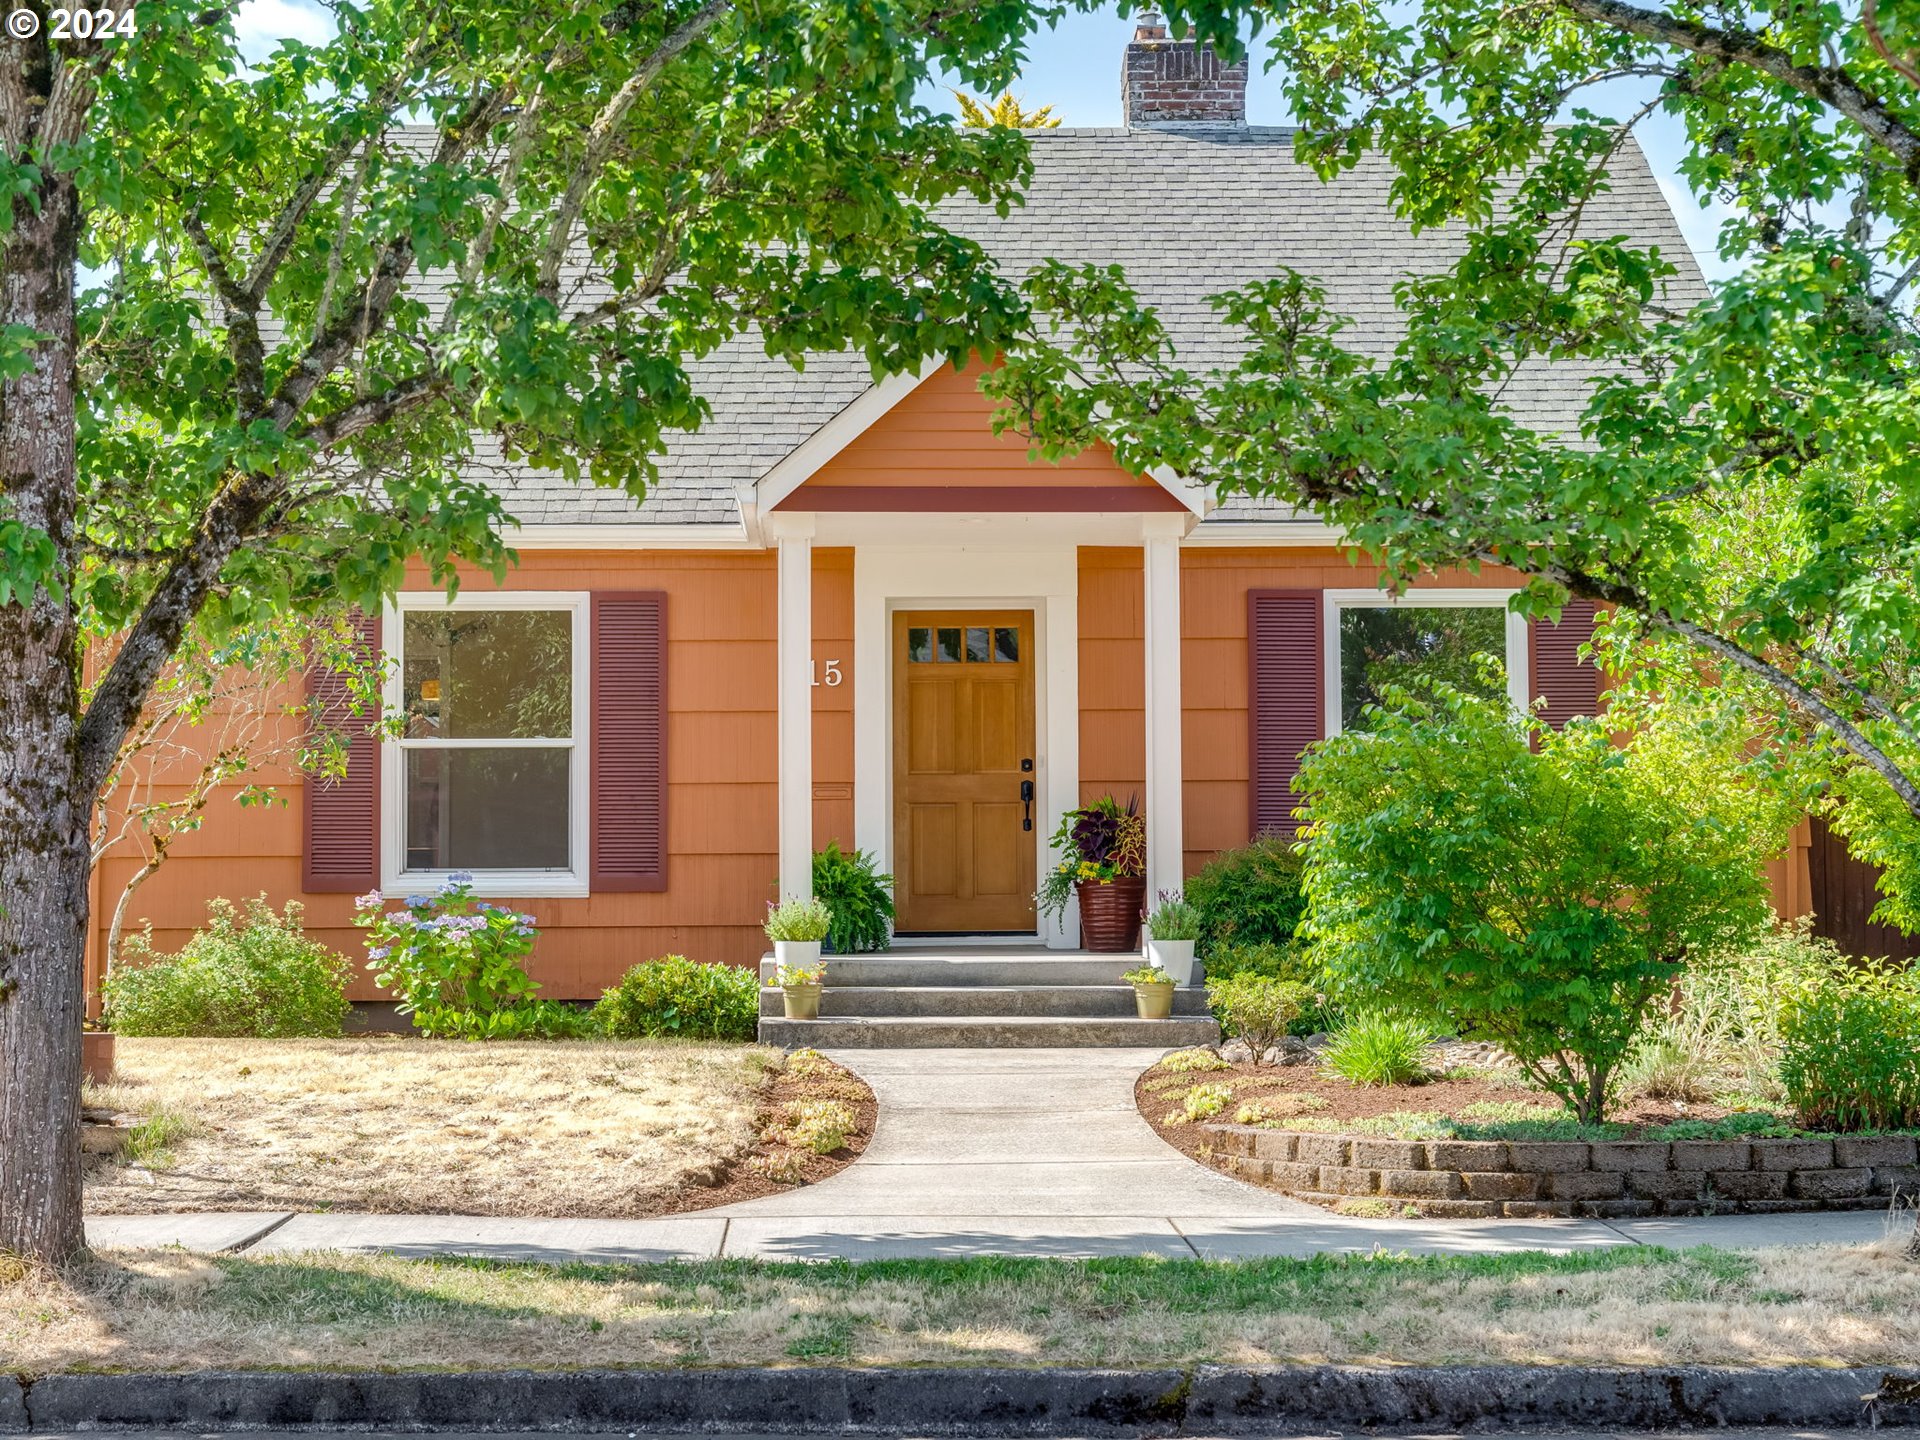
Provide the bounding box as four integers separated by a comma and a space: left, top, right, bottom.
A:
936, 627, 962, 662
994, 627, 1019, 662
907, 626, 931, 663
405, 747, 570, 871
1339, 606, 1507, 732
404, 610, 572, 740
965, 626, 992, 662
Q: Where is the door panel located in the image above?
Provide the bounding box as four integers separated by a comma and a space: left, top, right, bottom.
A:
894, 609, 1037, 933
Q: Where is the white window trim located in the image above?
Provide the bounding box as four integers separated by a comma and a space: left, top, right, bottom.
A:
1322, 588, 1530, 738
381, 591, 592, 899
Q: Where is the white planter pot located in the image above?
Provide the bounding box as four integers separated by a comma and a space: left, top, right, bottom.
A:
774, 939, 822, 971
1146, 938, 1196, 986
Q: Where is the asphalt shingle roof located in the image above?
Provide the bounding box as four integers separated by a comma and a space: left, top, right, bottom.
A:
486, 125, 1706, 531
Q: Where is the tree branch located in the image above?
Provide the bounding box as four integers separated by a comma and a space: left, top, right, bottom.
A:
1559, 0, 1920, 172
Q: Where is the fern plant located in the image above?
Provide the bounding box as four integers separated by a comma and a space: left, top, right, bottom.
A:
812, 843, 895, 953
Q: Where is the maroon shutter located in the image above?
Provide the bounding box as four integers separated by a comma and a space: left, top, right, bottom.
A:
1529, 599, 1600, 729
591, 591, 668, 892
303, 612, 381, 893
1248, 590, 1323, 838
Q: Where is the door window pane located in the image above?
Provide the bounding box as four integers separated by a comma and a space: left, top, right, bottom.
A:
936, 627, 962, 662
403, 610, 572, 739
1338, 605, 1507, 731
965, 627, 992, 663
405, 748, 570, 871
993, 627, 1019, 662
907, 626, 932, 663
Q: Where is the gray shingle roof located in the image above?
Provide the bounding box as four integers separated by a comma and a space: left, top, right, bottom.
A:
493, 126, 1705, 531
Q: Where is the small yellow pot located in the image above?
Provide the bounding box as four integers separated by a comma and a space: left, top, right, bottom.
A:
783, 983, 822, 1020
1133, 981, 1175, 1020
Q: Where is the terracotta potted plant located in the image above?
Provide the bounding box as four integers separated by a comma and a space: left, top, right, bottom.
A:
1035, 795, 1146, 953
1144, 892, 1201, 986
1122, 964, 1176, 1019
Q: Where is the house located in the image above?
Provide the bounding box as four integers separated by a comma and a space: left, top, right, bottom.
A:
87, 20, 1831, 1038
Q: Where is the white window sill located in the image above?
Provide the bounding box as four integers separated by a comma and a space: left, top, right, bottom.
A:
383, 871, 591, 900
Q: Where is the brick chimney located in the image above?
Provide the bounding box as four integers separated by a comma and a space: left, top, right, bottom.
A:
1121, 9, 1248, 128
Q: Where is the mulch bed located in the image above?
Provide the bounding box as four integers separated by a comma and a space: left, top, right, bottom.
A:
667, 1050, 877, 1213
1137, 1056, 1745, 1175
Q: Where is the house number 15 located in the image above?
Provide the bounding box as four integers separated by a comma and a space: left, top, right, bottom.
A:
811, 660, 844, 687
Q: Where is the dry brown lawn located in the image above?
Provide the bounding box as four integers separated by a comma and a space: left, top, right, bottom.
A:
84, 1037, 793, 1217
5, 1239, 1918, 1374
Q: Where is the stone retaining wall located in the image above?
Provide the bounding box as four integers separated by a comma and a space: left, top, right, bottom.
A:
1200, 1127, 1920, 1218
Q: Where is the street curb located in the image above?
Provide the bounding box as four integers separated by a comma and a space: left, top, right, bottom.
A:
7, 1364, 1918, 1433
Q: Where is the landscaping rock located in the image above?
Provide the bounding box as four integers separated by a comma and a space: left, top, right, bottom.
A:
1413, 1198, 1504, 1218
1789, 1168, 1874, 1201
1249, 1131, 1297, 1162
1544, 1170, 1625, 1200
1266, 1161, 1321, 1190
1500, 1200, 1575, 1218
1202, 1126, 1258, 1157
1670, 1141, 1751, 1172
1504, 1142, 1590, 1173
1424, 1140, 1508, 1171
1294, 1135, 1351, 1167
1628, 1170, 1709, 1201
1317, 1165, 1382, 1196
1708, 1169, 1790, 1201
1588, 1141, 1670, 1172
1836, 1137, 1920, 1169
1381, 1169, 1464, 1200
1460, 1171, 1540, 1201
1575, 1198, 1657, 1218
0, 1376, 22, 1431
1753, 1138, 1836, 1171
1872, 1165, 1920, 1195
1351, 1139, 1427, 1170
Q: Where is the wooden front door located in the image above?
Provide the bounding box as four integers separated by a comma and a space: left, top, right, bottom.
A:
893, 610, 1037, 933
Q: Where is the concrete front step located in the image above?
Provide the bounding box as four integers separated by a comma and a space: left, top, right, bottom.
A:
757, 953, 1182, 987
758, 984, 1211, 1019
757, 1015, 1222, 1049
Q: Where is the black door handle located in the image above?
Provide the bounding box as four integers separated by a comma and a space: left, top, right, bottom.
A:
1020, 778, 1035, 831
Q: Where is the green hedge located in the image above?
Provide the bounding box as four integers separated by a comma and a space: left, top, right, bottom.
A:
593, 955, 760, 1041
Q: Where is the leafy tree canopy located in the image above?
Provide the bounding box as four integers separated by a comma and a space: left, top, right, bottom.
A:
986, 0, 1920, 923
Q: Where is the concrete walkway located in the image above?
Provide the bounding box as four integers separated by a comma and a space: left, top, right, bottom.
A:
86, 1048, 1903, 1263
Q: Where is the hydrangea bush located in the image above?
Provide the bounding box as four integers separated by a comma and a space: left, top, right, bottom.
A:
355, 874, 545, 1036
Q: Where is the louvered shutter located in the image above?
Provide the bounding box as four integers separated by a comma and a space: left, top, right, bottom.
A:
1529, 599, 1600, 729
1248, 590, 1323, 838
303, 612, 381, 893
591, 592, 668, 892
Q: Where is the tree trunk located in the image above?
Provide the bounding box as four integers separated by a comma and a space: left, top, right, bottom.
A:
0, 159, 88, 1266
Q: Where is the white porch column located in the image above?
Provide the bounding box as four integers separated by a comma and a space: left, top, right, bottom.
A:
773, 517, 815, 901
1143, 519, 1185, 903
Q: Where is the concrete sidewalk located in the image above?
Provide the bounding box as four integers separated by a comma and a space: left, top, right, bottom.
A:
85, 1048, 1908, 1263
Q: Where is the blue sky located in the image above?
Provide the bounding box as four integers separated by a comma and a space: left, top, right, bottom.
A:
242, 0, 1733, 280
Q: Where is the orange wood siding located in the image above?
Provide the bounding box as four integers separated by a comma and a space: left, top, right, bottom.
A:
798, 363, 1162, 493
1178, 548, 1518, 876
813, 547, 855, 851
90, 550, 778, 1003
1078, 547, 1145, 807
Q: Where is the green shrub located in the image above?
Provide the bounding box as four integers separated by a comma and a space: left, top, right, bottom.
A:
1298, 685, 1795, 1122
1321, 1011, 1434, 1087
774, 1099, 856, 1154
104, 896, 350, 1037
593, 955, 760, 1041
765, 895, 832, 943
1145, 894, 1203, 942
356, 876, 542, 1033
1185, 835, 1308, 956
1204, 940, 1339, 1033
1779, 960, 1920, 1131
1179, 1081, 1233, 1121
411, 999, 597, 1041
812, 843, 894, 953
1205, 974, 1314, 1064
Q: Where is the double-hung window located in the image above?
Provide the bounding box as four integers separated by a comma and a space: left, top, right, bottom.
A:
384, 593, 590, 896
1323, 589, 1529, 736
